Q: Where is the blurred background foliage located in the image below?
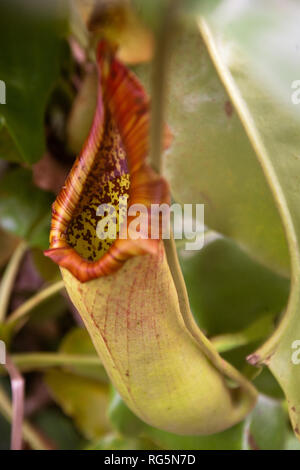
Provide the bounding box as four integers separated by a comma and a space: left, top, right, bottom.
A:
0, 0, 300, 450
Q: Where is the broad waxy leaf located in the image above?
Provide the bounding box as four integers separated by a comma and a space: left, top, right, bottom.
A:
244, 395, 286, 450
32, 407, 84, 450
86, 434, 158, 451
178, 238, 289, 388
0, 167, 54, 249
142, 421, 245, 451
0, 413, 10, 450
32, 248, 61, 282
46, 41, 257, 435
179, 238, 289, 336
284, 432, 300, 451
108, 387, 145, 437
45, 369, 111, 440
157, 23, 290, 276
60, 327, 101, 358
207, 0, 300, 124
252, 368, 284, 401
59, 327, 108, 382
199, 2, 300, 440
0, 228, 19, 269
0, 119, 22, 163
0, 0, 68, 163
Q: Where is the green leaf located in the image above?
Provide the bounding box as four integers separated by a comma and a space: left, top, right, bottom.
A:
45, 369, 111, 440
132, 0, 170, 32
32, 407, 84, 450
211, 316, 274, 354
29, 212, 53, 251
179, 238, 289, 336
132, 0, 221, 33
146, 422, 245, 451
60, 327, 99, 356
27, 293, 67, 326
31, 248, 61, 282
0, 228, 19, 269
0, 0, 69, 163
199, 4, 300, 440
207, 0, 300, 124
245, 396, 286, 450
0, 120, 22, 163
0, 167, 54, 249
108, 387, 146, 437
59, 327, 108, 382
183, 0, 221, 16
147, 22, 290, 276
284, 432, 300, 450
252, 368, 284, 401
86, 434, 158, 451
0, 413, 10, 450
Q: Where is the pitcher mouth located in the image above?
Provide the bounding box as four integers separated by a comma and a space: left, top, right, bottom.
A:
44, 40, 171, 282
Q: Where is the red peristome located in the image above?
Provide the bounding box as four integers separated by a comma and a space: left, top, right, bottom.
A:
44, 40, 171, 283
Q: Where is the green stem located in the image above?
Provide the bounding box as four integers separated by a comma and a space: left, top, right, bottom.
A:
149, 0, 179, 174
6, 280, 65, 328
0, 385, 50, 450
0, 241, 27, 323
0, 352, 100, 373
